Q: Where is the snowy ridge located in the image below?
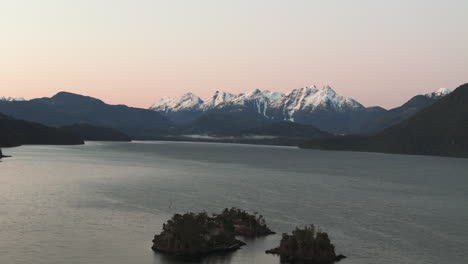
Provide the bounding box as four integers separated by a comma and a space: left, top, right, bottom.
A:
425, 88, 452, 98
150, 89, 285, 115
228, 89, 284, 116
150, 93, 203, 113
149, 85, 362, 121
0, 96, 25, 102
200, 91, 236, 110
270, 85, 363, 121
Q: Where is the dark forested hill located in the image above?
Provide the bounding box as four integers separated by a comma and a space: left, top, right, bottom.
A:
302, 84, 468, 158
241, 122, 331, 139
360, 93, 449, 135
0, 92, 173, 139
0, 113, 84, 148
185, 109, 273, 136
61, 124, 131, 142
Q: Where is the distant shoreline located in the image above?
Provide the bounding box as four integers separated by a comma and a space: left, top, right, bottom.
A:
144, 135, 306, 147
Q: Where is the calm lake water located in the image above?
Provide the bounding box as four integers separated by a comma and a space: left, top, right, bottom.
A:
1, 141, 467, 264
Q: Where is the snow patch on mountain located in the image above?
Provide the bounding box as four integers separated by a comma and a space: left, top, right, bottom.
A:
263, 90, 284, 102
271, 85, 363, 121
150, 97, 174, 112
150, 92, 203, 113
0, 97, 25, 102
425, 88, 452, 98
149, 85, 363, 122
201, 91, 236, 110
228, 89, 285, 116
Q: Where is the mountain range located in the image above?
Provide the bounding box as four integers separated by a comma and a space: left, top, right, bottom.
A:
0, 92, 173, 139
149, 85, 451, 135
0, 83, 465, 158
0, 86, 452, 139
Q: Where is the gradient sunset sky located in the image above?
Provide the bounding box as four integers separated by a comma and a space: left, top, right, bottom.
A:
1, 0, 467, 109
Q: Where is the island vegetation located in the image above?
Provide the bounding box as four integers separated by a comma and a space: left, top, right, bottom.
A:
152, 208, 274, 257
218, 207, 275, 237
266, 225, 345, 263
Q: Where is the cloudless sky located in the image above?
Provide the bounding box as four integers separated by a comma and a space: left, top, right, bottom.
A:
1, 0, 467, 109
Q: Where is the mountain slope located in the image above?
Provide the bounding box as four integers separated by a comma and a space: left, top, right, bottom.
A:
267, 86, 386, 134
149, 93, 204, 125
361, 88, 452, 134
150, 92, 203, 112
0, 92, 173, 139
150, 89, 285, 130
60, 124, 131, 142
186, 110, 272, 135
219, 89, 284, 117
200, 91, 236, 110
302, 83, 468, 158
241, 122, 331, 139
0, 113, 84, 147
268, 86, 364, 120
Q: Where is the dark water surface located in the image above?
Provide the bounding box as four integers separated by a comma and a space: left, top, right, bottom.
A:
1, 141, 467, 264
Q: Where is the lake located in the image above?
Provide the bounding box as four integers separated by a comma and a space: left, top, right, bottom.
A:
1, 141, 467, 264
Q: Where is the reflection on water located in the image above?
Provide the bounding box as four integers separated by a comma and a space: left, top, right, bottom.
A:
153, 251, 235, 264
152, 236, 280, 264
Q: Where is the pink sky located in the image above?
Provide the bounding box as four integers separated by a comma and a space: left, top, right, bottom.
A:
1, 1, 467, 109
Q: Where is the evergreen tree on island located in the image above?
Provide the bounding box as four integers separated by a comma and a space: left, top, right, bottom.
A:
266, 225, 346, 263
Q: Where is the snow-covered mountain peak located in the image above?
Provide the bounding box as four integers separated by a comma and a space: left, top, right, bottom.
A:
150, 85, 366, 123
296, 85, 318, 92
425, 88, 452, 98
224, 89, 285, 116
178, 92, 202, 103
318, 85, 336, 96
150, 93, 203, 112
150, 97, 175, 112
246, 89, 262, 96
262, 90, 284, 102
201, 91, 236, 109
176, 93, 203, 109
236, 89, 282, 100
0, 96, 26, 102
271, 85, 363, 121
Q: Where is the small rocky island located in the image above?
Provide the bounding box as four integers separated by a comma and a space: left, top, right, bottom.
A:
152, 207, 274, 257
266, 225, 346, 263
